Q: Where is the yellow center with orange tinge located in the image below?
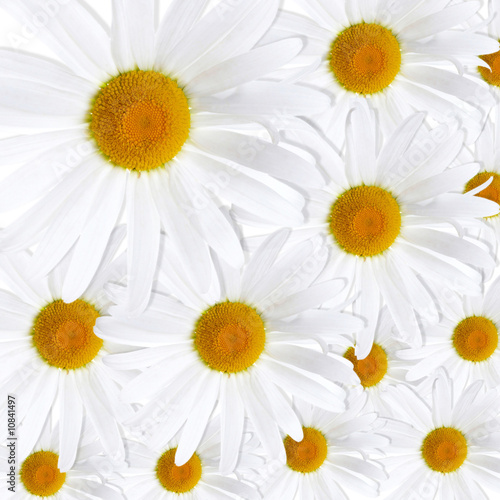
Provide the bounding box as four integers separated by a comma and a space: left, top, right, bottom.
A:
330, 23, 401, 95
478, 48, 500, 87
452, 316, 498, 362
421, 427, 468, 473
344, 343, 388, 387
465, 171, 500, 218
193, 301, 266, 373
32, 299, 102, 369
284, 427, 328, 473
20, 451, 66, 497
156, 448, 202, 493
329, 185, 402, 257
89, 70, 190, 171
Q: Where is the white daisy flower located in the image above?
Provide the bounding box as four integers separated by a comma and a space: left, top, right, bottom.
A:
1, 420, 125, 499
269, 0, 498, 145
290, 101, 498, 357
0, 0, 328, 315
97, 229, 363, 474
400, 275, 500, 392
383, 371, 500, 500
119, 424, 260, 500
0, 228, 132, 472
331, 307, 411, 417
261, 394, 388, 500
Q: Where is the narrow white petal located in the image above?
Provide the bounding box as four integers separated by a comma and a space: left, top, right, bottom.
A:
58, 371, 83, 472
126, 175, 161, 315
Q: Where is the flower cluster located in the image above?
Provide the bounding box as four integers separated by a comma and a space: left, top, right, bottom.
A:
0, 1, 500, 499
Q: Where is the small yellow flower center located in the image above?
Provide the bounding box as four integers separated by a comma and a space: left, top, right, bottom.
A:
478, 48, 500, 87
284, 427, 328, 473
344, 343, 388, 388
89, 70, 190, 171
156, 448, 202, 493
421, 427, 468, 473
193, 302, 266, 373
330, 23, 401, 95
452, 316, 498, 362
465, 171, 500, 218
329, 185, 401, 257
32, 299, 102, 369
20, 451, 66, 497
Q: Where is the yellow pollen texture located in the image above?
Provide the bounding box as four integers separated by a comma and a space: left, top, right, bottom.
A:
344, 343, 388, 388
20, 451, 66, 497
193, 301, 266, 373
156, 448, 202, 493
465, 172, 500, 218
329, 185, 401, 257
32, 299, 102, 370
421, 427, 468, 473
285, 427, 328, 473
452, 316, 498, 362
330, 23, 401, 95
478, 48, 500, 87
89, 70, 190, 171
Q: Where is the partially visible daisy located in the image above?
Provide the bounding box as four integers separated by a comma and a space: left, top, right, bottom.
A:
98, 229, 363, 473
462, 104, 500, 249
269, 0, 497, 145
471, 0, 500, 100
331, 307, 412, 417
0, 228, 131, 472
382, 371, 500, 500
1, 420, 125, 499
261, 393, 388, 499
399, 276, 500, 392
0, 0, 328, 315
119, 424, 260, 500
292, 101, 498, 357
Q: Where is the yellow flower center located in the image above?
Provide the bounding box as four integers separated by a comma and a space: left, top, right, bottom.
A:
465, 171, 500, 218
284, 427, 328, 473
344, 343, 388, 388
193, 302, 266, 373
329, 185, 401, 257
89, 70, 190, 171
478, 48, 500, 87
330, 23, 401, 95
20, 451, 66, 497
452, 316, 498, 362
156, 448, 202, 493
32, 299, 102, 369
421, 427, 468, 473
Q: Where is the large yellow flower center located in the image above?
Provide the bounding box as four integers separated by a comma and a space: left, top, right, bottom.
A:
478, 48, 500, 87
284, 427, 328, 473
344, 343, 388, 388
156, 448, 202, 493
32, 299, 102, 369
89, 70, 190, 171
421, 427, 468, 473
20, 451, 66, 497
193, 302, 266, 373
452, 316, 498, 362
465, 171, 500, 218
330, 23, 401, 95
329, 185, 401, 257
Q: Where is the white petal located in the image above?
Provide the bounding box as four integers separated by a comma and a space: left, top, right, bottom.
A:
58, 371, 83, 472
126, 175, 161, 316
187, 38, 303, 96
175, 373, 220, 465
62, 168, 126, 303
111, 0, 155, 71
219, 376, 245, 474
